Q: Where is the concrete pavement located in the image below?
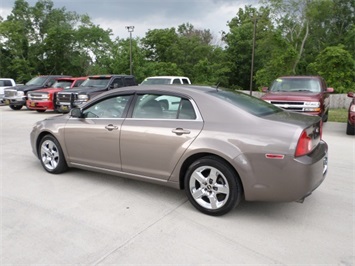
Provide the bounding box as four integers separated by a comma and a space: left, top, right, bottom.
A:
1, 106, 354, 265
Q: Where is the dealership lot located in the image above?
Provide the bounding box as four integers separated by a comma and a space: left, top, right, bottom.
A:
1, 106, 354, 264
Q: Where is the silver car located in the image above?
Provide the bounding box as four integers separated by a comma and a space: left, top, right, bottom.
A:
30, 85, 328, 216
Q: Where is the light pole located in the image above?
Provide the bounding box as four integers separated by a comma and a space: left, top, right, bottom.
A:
249, 16, 257, 96
125, 26, 134, 75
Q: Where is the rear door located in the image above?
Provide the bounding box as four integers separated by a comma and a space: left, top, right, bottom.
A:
120, 92, 203, 180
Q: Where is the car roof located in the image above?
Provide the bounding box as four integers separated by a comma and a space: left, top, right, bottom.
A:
88, 74, 134, 78
145, 76, 190, 79
103, 84, 214, 98
277, 76, 322, 79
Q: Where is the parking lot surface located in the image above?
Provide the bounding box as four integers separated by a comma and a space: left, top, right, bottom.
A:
1, 106, 354, 265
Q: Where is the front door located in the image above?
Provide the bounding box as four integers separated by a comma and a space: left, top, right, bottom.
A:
64, 95, 131, 170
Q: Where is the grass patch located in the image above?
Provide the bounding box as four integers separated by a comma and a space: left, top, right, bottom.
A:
328, 108, 348, 123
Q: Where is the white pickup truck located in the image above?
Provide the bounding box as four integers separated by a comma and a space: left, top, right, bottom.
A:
0, 78, 16, 104
141, 76, 191, 85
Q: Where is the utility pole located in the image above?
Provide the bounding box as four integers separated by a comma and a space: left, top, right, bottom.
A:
125, 26, 135, 75
250, 16, 257, 96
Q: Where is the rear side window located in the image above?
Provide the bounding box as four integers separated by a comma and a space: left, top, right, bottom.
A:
132, 93, 196, 119
210, 90, 281, 116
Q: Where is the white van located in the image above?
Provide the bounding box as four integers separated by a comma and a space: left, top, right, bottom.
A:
141, 76, 191, 85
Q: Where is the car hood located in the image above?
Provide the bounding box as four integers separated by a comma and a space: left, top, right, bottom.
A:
30, 88, 63, 93
9, 85, 46, 92
59, 86, 106, 94
261, 91, 322, 101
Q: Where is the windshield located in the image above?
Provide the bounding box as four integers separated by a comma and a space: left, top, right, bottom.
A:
52, 81, 73, 89
210, 90, 282, 117
80, 78, 110, 88
269, 78, 321, 92
141, 78, 172, 85
26, 76, 48, 86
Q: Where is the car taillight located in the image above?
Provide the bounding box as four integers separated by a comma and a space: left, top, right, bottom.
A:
295, 130, 312, 157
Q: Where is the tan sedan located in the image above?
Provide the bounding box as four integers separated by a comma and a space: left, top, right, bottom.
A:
30, 85, 328, 216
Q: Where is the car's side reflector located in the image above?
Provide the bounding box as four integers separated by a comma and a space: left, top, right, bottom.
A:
265, 154, 285, 159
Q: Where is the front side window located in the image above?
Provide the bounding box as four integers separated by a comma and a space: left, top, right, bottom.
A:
83, 95, 131, 118
132, 93, 196, 119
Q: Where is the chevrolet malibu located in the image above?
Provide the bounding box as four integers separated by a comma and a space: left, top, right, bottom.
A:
30, 85, 328, 216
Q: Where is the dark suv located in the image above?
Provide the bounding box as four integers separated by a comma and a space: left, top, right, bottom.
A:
261, 76, 334, 122
56, 74, 137, 112
4, 75, 70, 110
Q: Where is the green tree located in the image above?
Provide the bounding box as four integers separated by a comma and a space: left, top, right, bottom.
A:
307, 45, 355, 93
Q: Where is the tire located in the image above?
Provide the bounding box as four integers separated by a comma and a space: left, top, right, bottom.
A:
36, 110, 46, 113
39, 135, 68, 174
9, 105, 23, 110
184, 156, 242, 216
346, 122, 355, 135
322, 110, 329, 122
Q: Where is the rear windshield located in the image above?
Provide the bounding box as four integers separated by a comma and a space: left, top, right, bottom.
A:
210, 90, 281, 116
269, 78, 321, 92
141, 78, 172, 85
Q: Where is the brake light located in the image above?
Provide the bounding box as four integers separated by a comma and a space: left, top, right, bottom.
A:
295, 130, 312, 157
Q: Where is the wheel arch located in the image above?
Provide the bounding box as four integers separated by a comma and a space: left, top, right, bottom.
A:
36, 131, 57, 158
178, 152, 244, 195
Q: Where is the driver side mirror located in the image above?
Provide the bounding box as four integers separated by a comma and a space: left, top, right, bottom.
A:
70, 108, 83, 118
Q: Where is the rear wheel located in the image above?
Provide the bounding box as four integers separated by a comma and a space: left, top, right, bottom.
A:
346, 122, 355, 135
184, 156, 242, 216
9, 105, 23, 110
39, 135, 68, 174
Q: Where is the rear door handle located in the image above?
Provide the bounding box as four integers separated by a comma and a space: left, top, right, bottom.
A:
105, 124, 118, 131
172, 128, 191, 135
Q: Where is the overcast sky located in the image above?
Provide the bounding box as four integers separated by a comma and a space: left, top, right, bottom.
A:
0, 0, 259, 40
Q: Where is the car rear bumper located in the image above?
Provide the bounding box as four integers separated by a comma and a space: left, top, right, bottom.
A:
239, 140, 328, 202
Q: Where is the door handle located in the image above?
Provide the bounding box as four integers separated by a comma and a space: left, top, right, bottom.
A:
172, 128, 191, 135
105, 124, 118, 131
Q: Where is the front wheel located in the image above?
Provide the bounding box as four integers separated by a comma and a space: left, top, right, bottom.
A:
184, 156, 242, 216
39, 135, 68, 174
36, 109, 46, 113
10, 105, 23, 110
322, 110, 329, 122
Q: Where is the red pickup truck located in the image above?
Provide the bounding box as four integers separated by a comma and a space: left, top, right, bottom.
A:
26, 77, 87, 112
261, 76, 334, 122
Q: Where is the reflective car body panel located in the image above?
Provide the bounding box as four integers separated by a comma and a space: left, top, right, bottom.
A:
31, 85, 328, 203
347, 92, 355, 135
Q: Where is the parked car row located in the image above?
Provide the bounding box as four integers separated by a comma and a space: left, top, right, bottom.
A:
3, 74, 137, 113
1, 74, 354, 135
